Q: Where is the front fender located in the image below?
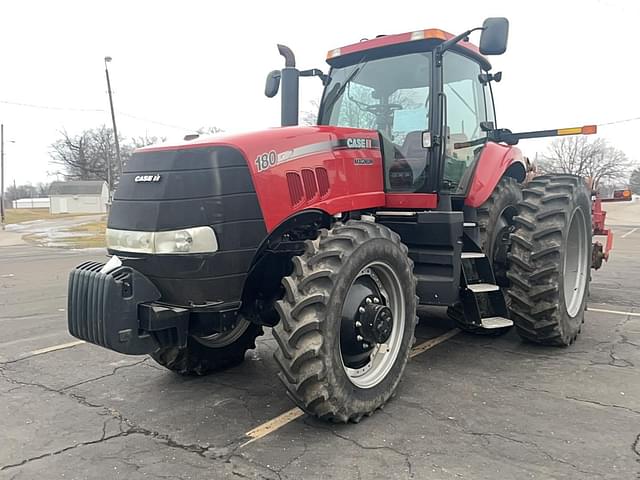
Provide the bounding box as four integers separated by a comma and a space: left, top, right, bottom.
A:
465, 142, 526, 208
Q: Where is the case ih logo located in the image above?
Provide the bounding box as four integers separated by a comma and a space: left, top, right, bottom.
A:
346, 138, 373, 149
134, 174, 161, 183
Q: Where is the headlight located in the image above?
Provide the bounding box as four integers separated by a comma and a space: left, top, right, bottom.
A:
106, 227, 218, 254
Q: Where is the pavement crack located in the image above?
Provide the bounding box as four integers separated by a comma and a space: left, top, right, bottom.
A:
276, 439, 308, 475
468, 431, 596, 476
633, 433, 640, 460
306, 419, 413, 478
450, 339, 589, 361
512, 384, 640, 416
228, 454, 283, 480
565, 395, 640, 415
0, 419, 126, 471
60, 358, 149, 391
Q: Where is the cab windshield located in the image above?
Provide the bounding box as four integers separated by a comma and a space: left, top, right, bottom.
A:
319, 51, 491, 194
319, 53, 432, 192
319, 52, 431, 145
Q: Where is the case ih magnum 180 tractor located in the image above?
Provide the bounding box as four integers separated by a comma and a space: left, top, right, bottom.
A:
68, 18, 610, 422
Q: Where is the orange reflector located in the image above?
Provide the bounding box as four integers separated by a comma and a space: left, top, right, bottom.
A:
623, 190, 631, 197
557, 127, 583, 136
326, 48, 341, 59
556, 125, 597, 136
422, 29, 449, 41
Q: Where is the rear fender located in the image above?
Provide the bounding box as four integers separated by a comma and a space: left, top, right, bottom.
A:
465, 142, 527, 208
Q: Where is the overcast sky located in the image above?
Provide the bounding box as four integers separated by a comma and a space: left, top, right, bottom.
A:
0, 0, 638, 186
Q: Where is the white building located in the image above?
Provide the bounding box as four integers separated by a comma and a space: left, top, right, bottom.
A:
49, 181, 108, 214
12, 197, 51, 209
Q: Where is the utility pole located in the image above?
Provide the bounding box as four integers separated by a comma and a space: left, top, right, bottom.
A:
104, 56, 122, 185
1, 123, 5, 229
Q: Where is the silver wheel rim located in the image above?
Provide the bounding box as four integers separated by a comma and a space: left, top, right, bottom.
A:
341, 261, 406, 389
194, 317, 250, 348
563, 208, 588, 318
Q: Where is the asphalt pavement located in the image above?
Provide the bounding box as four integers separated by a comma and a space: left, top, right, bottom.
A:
1, 207, 639, 479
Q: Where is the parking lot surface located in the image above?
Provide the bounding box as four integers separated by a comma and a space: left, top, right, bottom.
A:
1, 213, 639, 479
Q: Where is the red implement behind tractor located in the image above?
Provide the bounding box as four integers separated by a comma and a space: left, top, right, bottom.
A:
67, 18, 613, 422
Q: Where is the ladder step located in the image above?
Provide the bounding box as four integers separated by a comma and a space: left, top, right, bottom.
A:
480, 316, 514, 329
467, 283, 500, 293
463, 222, 477, 227
461, 252, 485, 259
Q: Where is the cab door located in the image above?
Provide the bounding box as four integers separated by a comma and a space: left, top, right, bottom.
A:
441, 51, 490, 193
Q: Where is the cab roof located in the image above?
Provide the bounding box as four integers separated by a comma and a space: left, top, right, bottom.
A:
326, 28, 491, 71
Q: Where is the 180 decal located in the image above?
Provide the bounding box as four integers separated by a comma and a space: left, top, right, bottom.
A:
255, 150, 278, 172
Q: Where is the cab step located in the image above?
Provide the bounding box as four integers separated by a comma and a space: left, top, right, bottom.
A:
461, 251, 485, 259
480, 316, 514, 329
467, 283, 500, 293
448, 231, 512, 332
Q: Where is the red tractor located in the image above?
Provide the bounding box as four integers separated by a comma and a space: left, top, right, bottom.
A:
68, 18, 608, 422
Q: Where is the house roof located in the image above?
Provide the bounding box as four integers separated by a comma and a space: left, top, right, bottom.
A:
49, 181, 106, 195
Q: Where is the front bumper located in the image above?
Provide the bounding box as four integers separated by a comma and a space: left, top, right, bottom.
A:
67, 261, 240, 355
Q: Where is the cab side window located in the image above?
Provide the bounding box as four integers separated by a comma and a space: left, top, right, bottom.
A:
442, 51, 487, 189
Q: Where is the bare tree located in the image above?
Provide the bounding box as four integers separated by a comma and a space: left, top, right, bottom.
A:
50, 125, 224, 189
301, 100, 320, 126
630, 167, 640, 194
131, 135, 167, 148
196, 126, 224, 135
5, 183, 38, 201
538, 136, 635, 189
49, 126, 130, 186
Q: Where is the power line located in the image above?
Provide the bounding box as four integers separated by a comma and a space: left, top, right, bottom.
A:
598, 116, 640, 126
0, 99, 103, 112
0, 99, 198, 131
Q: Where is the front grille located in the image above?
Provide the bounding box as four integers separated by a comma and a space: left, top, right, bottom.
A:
316, 167, 330, 197
301, 169, 318, 201
287, 172, 304, 205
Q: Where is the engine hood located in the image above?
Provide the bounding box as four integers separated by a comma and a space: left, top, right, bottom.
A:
122, 125, 384, 233
136, 125, 377, 159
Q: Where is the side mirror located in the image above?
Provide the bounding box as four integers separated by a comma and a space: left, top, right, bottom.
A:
265, 70, 281, 98
479, 17, 509, 55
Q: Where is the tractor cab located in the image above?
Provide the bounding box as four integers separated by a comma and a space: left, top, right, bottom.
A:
267, 19, 509, 201
319, 30, 496, 196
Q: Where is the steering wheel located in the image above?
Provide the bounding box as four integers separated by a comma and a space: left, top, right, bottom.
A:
364, 103, 403, 115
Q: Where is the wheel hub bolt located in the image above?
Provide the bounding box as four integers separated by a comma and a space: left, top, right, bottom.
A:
366, 298, 372, 304
358, 306, 365, 314
358, 303, 394, 345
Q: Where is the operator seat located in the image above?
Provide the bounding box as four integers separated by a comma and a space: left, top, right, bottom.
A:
399, 131, 429, 187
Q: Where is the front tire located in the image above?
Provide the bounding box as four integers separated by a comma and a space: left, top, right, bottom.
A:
273, 220, 417, 423
507, 175, 592, 346
151, 319, 263, 375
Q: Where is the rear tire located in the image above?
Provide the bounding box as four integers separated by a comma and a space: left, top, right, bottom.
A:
150, 319, 263, 375
273, 220, 417, 423
477, 176, 522, 287
507, 175, 592, 346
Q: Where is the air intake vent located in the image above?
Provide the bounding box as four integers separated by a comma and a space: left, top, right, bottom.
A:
315, 167, 330, 197
286, 172, 304, 206
301, 169, 318, 201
